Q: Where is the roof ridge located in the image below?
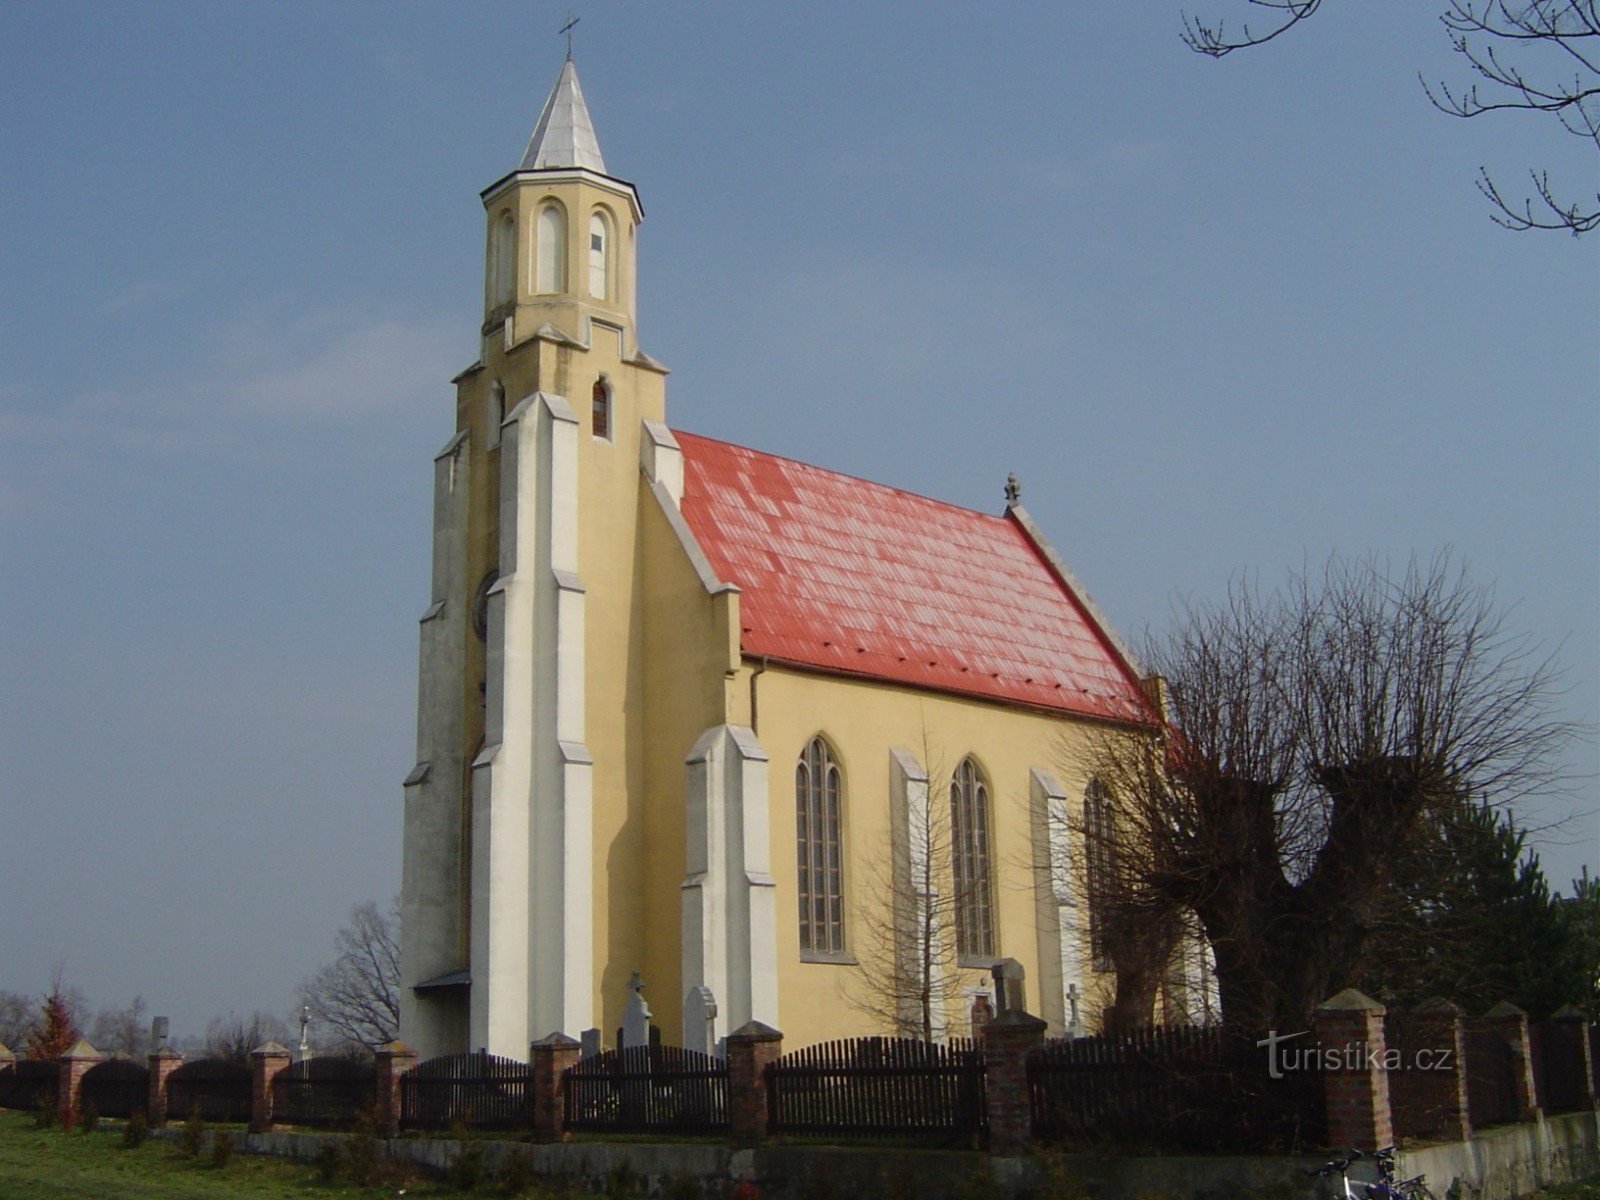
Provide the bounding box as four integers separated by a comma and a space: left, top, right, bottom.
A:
672, 428, 1013, 525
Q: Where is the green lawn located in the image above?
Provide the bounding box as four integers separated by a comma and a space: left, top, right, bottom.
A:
0, 1110, 416, 1199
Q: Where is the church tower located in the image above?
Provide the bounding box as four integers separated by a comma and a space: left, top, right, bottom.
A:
400, 56, 672, 1060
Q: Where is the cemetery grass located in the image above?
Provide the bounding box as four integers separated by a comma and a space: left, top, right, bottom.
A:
0, 1108, 420, 1198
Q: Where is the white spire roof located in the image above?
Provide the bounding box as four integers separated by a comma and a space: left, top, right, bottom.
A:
519, 59, 607, 174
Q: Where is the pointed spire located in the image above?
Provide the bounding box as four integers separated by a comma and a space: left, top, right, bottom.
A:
519, 59, 607, 174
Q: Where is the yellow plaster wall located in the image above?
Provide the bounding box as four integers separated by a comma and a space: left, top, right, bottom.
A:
732, 663, 1123, 1049
632, 496, 737, 1040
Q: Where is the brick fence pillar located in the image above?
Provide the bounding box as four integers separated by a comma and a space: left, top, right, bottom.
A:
530, 1033, 581, 1141
1314, 988, 1393, 1152
57, 1039, 102, 1127
374, 1041, 417, 1139
727, 1020, 783, 1148
0, 1043, 14, 1074
982, 1008, 1047, 1155
147, 1046, 183, 1127
1485, 1002, 1541, 1121
1546, 1005, 1597, 1112
1410, 997, 1472, 1142
250, 1041, 292, 1133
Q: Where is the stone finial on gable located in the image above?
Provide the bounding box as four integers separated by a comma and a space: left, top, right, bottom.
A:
1004, 472, 1021, 506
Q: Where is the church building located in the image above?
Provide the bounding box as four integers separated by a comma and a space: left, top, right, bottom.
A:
398, 58, 1171, 1063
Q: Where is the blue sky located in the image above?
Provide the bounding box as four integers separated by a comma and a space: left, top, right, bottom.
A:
2, 2, 1594, 1039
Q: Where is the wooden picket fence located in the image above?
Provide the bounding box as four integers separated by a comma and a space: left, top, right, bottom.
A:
272, 1056, 374, 1128
765, 1036, 987, 1145
1028, 1023, 1324, 1152
400, 1050, 530, 1131
564, 1045, 728, 1134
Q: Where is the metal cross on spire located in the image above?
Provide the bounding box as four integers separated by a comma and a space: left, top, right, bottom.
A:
559, 14, 580, 61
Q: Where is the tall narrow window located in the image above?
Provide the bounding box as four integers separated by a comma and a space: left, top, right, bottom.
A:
487, 380, 505, 450
591, 377, 611, 441
1084, 779, 1114, 968
951, 758, 995, 962
492, 211, 515, 305
536, 204, 566, 293
588, 211, 609, 299
796, 736, 845, 957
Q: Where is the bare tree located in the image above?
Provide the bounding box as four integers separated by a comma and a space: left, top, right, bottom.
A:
203, 1011, 292, 1065
89, 995, 150, 1058
1072, 553, 1572, 1035
0, 991, 34, 1049
297, 900, 401, 1050
1182, 1, 1600, 234
847, 737, 993, 1040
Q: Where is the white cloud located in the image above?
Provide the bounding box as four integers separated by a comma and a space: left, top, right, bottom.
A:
2, 309, 459, 451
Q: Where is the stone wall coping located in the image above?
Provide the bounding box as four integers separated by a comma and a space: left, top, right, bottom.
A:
726, 1020, 782, 1044
1317, 988, 1385, 1014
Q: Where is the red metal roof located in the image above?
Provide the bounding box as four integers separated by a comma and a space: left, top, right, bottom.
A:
674, 431, 1155, 723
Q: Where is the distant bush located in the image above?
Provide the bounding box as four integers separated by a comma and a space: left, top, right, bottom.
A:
210, 1130, 233, 1169
78, 1099, 99, 1135
179, 1105, 205, 1158
120, 1109, 148, 1148
31, 1095, 56, 1130
447, 1122, 485, 1192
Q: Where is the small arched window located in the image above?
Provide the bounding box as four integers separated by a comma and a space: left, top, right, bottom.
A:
536, 204, 566, 293
588, 211, 610, 299
1084, 779, 1115, 967
796, 736, 845, 957
591, 377, 611, 441
492, 211, 515, 305
487, 380, 505, 450
951, 757, 995, 962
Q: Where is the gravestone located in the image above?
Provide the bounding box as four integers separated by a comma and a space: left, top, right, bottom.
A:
684, 986, 718, 1056
621, 971, 652, 1049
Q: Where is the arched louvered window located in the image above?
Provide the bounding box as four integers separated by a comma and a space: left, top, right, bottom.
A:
588, 211, 610, 299
536, 203, 566, 293
796, 736, 845, 957
951, 757, 995, 962
1084, 779, 1115, 968
591, 377, 611, 441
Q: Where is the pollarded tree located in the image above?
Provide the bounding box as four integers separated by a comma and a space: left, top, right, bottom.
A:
1074, 554, 1572, 1035
1181, 1, 1600, 234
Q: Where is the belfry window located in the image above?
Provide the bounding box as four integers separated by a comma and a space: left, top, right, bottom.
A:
536, 204, 566, 293
591, 377, 611, 441
951, 757, 995, 962
491, 211, 515, 305
588, 211, 610, 299
796, 736, 846, 957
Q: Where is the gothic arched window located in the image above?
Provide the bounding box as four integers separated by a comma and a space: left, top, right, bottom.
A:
796, 736, 845, 957
1084, 779, 1115, 968
591, 377, 611, 441
492, 211, 515, 305
951, 757, 995, 962
536, 203, 566, 293
588, 210, 610, 299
